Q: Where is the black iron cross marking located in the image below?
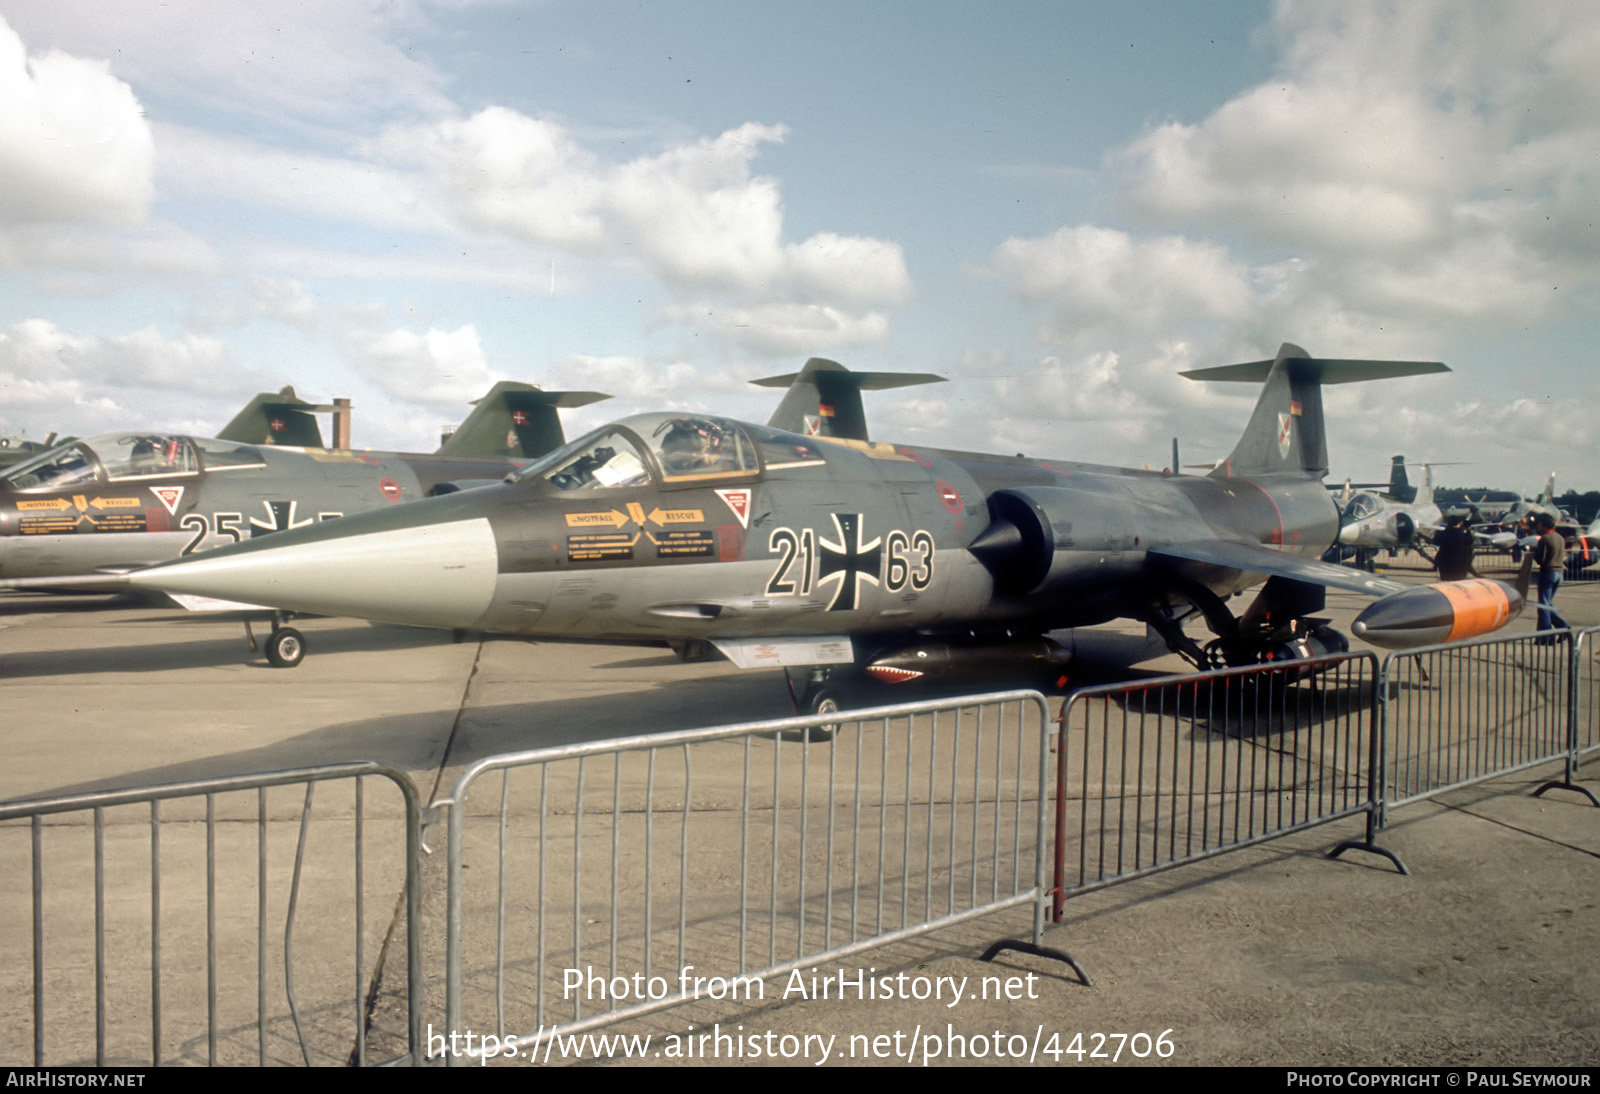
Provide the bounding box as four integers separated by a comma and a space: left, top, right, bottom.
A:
817, 513, 882, 612
250, 500, 313, 537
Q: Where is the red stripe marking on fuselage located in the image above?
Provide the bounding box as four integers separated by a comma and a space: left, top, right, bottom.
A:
1231, 477, 1288, 552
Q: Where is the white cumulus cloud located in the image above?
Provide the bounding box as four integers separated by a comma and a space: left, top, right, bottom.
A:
0, 17, 154, 225
662, 302, 891, 355
345, 324, 496, 410
386, 111, 912, 309
1111, 0, 1600, 327
989, 226, 1254, 341
0, 319, 277, 437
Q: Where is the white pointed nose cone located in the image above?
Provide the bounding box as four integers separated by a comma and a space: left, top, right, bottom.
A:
129, 517, 500, 628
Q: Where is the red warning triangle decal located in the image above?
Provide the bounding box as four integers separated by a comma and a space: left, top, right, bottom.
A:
715, 488, 752, 528
150, 485, 184, 515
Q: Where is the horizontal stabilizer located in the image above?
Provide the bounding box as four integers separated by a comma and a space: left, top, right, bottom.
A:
756, 357, 945, 441
1180, 358, 1448, 384
1181, 343, 1450, 478
751, 367, 947, 392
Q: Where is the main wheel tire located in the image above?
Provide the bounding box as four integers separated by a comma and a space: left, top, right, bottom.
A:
266, 626, 306, 668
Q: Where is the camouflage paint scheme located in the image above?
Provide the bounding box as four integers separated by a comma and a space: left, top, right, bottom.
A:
0, 384, 606, 588
123, 345, 1529, 692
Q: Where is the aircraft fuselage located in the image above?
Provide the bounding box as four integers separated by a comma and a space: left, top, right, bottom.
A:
128, 418, 1338, 652
0, 433, 527, 584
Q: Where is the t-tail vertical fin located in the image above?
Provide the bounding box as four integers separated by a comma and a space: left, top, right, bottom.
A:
1387, 455, 1414, 501
437, 382, 610, 459
1181, 343, 1448, 479
217, 387, 340, 448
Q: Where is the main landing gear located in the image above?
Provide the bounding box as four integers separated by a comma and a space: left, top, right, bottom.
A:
1144, 578, 1350, 671
786, 666, 842, 739
243, 611, 306, 669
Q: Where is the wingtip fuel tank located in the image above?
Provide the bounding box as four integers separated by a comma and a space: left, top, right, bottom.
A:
1351, 579, 1525, 649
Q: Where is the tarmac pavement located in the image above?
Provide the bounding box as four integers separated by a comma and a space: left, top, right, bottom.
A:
1, 565, 1596, 1067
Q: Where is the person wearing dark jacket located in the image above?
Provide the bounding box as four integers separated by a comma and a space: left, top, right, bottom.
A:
1433, 517, 1475, 581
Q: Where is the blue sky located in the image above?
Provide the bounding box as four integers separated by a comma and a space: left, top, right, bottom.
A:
2, 1, 1597, 490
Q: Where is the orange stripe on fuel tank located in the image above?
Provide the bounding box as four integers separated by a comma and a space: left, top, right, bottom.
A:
1438, 579, 1512, 642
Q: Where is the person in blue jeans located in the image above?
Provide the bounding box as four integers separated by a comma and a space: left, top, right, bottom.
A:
1531, 513, 1570, 638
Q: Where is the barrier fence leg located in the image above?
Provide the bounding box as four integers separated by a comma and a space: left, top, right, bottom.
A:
984, 700, 1091, 987
1533, 632, 1600, 807
1327, 804, 1408, 875
1328, 665, 1408, 874
979, 937, 1092, 988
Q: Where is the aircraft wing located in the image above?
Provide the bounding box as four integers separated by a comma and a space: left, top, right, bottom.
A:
0, 572, 134, 592
0, 571, 267, 610
1150, 540, 1410, 597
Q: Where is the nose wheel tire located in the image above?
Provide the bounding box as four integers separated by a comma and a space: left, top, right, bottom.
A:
266, 626, 306, 668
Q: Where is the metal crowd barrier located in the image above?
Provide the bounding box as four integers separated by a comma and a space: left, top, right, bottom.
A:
1347, 546, 1599, 585
1576, 627, 1600, 764
0, 763, 423, 1067
1051, 652, 1387, 918
438, 691, 1052, 1063
1377, 631, 1580, 818
9, 627, 1599, 1069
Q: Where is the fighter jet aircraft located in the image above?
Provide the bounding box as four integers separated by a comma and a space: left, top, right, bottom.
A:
1492, 473, 1570, 528
121, 344, 1526, 709
1336, 455, 1416, 503
1336, 462, 1445, 555
0, 383, 607, 595
1334, 461, 1522, 569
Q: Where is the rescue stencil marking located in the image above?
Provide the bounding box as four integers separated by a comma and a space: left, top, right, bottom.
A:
568, 532, 637, 562
647, 507, 703, 525
19, 496, 148, 534
566, 510, 631, 529
651, 530, 715, 558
